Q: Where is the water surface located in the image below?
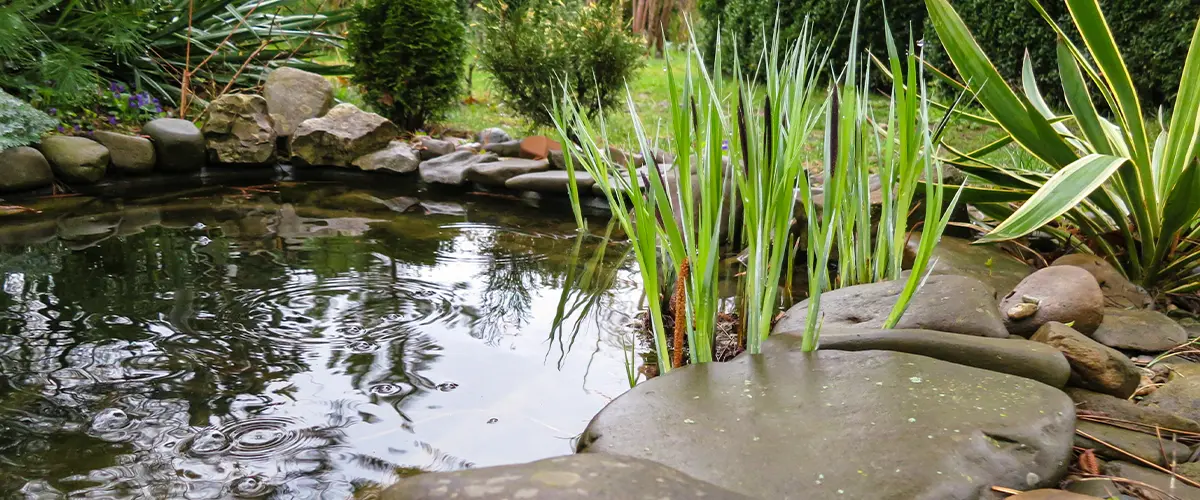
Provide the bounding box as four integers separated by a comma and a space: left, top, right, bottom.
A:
0, 181, 640, 498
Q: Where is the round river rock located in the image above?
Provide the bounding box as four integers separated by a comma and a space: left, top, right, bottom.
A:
1001, 266, 1104, 337
579, 349, 1076, 499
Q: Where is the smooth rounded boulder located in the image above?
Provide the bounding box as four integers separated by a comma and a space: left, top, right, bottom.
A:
262, 66, 333, 138
290, 104, 398, 168
378, 454, 751, 500
201, 93, 277, 165
773, 274, 1009, 338
1001, 266, 1104, 337
579, 349, 1076, 499
37, 135, 109, 183
142, 118, 206, 172
90, 131, 155, 174
767, 326, 1071, 388
506, 170, 596, 193
1051, 253, 1152, 309
0, 146, 54, 192
477, 127, 512, 144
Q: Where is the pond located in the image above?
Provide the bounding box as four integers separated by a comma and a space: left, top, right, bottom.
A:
0, 179, 643, 498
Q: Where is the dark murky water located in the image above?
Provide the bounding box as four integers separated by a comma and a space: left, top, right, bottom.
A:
0, 180, 642, 498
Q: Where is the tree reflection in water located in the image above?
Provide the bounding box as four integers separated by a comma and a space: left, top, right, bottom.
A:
0, 183, 638, 498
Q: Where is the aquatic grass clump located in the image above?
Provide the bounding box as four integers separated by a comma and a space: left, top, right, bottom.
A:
551, 39, 733, 374
553, 1, 964, 376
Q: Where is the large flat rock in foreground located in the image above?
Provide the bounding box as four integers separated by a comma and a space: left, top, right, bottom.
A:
579, 350, 1075, 500
379, 453, 750, 499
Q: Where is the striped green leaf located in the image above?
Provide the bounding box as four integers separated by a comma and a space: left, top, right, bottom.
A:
978, 154, 1127, 243
925, 0, 1079, 168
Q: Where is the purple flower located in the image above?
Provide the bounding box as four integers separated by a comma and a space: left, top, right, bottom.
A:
153, 105, 162, 114
109, 82, 121, 93
57, 125, 65, 133
47, 107, 57, 116
721, 140, 729, 151
108, 115, 118, 126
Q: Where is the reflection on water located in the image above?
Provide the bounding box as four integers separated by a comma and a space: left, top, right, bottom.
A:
0, 182, 640, 498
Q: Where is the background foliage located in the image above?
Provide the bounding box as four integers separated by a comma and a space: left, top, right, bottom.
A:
349, 0, 468, 130
476, 0, 645, 126
923, 0, 1200, 109
0, 0, 349, 114
698, 0, 924, 86
0, 90, 57, 150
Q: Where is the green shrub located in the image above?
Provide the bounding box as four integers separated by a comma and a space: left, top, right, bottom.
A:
0, 89, 57, 150
477, 0, 644, 126
349, 0, 467, 130
698, 0, 925, 86
0, 0, 350, 111
923, 0, 1200, 109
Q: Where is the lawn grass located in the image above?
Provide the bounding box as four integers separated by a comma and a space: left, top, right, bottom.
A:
435, 48, 1008, 155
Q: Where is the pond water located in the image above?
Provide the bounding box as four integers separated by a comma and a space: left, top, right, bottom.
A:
0, 180, 643, 498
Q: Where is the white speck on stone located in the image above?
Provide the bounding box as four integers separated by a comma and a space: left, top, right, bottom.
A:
908, 418, 916, 423
909, 376, 922, 383
683, 419, 696, 424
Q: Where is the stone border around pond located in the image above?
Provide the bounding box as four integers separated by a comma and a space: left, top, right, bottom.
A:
5, 66, 1200, 499
0, 67, 650, 202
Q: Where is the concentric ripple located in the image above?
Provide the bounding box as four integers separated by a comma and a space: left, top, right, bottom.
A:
180, 416, 330, 461
435, 223, 552, 265
213, 274, 463, 347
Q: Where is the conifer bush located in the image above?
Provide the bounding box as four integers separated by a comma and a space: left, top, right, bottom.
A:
348, 0, 469, 130
476, 0, 644, 126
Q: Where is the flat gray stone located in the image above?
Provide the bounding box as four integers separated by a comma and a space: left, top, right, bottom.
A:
1066, 387, 1200, 433
1031, 322, 1140, 399
1074, 421, 1191, 466
505, 170, 596, 193
351, 140, 419, 174
90, 131, 155, 174
773, 274, 1008, 338
0, 146, 53, 192
1140, 365, 1200, 423
419, 151, 498, 185
142, 118, 206, 172
263, 66, 333, 137
481, 139, 522, 157
1103, 461, 1200, 499
580, 349, 1075, 499
908, 234, 1035, 299
1052, 254, 1153, 310
37, 135, 108, 183
1091, 308, 1186, 352
416, 136, 455, 159
467, 158, 550, 186
379, 454, 751, 500
1002, 266, 1105, 337
766, 326, 1070, 388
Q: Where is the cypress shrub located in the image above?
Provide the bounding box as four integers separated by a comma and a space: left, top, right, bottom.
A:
349, 0, 468, 130
476, 0, 644, 126
922, 0, 1199, 109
